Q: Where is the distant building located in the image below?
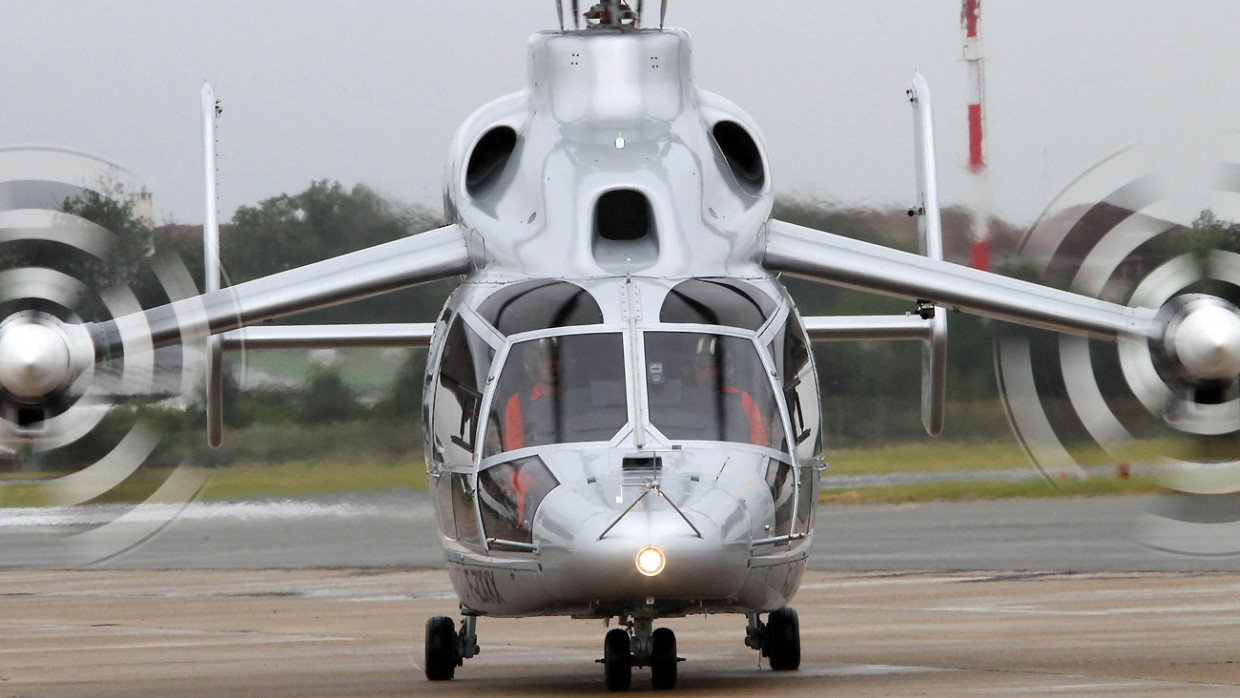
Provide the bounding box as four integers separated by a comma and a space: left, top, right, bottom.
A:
131, 186, 154, 227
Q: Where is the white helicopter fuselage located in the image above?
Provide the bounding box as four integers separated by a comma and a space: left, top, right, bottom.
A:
424, 27, 821, 618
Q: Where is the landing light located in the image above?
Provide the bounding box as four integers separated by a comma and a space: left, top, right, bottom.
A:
635, 546, 666, 577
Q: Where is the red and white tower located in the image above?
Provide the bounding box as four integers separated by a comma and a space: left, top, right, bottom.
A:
962, 0, 990, 270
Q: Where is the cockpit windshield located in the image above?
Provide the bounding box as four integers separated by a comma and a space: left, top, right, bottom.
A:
644, 332, 785, 450
484, 333, 627, 456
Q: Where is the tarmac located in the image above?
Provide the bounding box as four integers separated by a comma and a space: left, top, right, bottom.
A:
4, 493, 1240, 695
3, 568, 1239, 696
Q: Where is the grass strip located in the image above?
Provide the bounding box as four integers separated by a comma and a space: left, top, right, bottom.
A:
819, 474, 1166, 505
1, 450, 1175, 509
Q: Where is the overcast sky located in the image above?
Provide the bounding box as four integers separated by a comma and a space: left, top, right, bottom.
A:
5, 1, 1240, 228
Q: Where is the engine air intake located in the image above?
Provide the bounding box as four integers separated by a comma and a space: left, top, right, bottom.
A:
465, 126, 517, 197
712, 121, 765, 192
596, 189, 650, 241
592, 189, 659, 268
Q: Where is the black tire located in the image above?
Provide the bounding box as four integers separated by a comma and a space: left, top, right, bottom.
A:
424, 615, 458, 681
603, 627, 632, 692
766, 606, 801, 671
650, 627, 678, 690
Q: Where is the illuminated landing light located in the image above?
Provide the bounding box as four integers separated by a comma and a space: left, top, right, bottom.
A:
635, 546, 666, 577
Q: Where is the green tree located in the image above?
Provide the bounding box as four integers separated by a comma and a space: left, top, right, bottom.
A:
299, 366, 362, 424
223, 180, 457, 324
1181, 209, 1240, 260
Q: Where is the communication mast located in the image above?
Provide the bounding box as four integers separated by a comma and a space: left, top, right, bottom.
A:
962, 0, 990, 270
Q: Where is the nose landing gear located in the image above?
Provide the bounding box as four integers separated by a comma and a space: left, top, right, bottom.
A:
602, 627, 632, 691
599, 616, 683, 691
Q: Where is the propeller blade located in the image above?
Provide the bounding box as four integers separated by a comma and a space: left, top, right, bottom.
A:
572, 0, 580, 29
660, 0, 667, 28
637, 0, 644, 27
556, 0, 564, 31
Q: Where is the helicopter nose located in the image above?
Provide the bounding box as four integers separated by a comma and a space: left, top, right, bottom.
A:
534, 479, 752, 604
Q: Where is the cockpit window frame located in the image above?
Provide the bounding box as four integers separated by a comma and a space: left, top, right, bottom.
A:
478, 326, 637, 469
637, 325, 790, 454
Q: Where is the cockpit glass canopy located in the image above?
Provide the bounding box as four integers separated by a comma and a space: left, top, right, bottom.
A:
485, 333, 627, 456
659, 278, 776, 331
477, 280, 603, 336
644, 332, 785, 450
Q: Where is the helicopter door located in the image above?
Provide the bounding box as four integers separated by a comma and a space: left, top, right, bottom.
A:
769, 314, 822, 536
429, 313, 494, 546
431, 314, 495, 467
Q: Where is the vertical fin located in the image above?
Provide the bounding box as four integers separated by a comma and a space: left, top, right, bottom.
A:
201, 82, 224, 448
909, 72, 948, 437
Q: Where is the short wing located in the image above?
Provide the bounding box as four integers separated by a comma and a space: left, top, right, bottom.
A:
220, 323, 436, 351
763, 218, 1159, 342
91, 223, 470, 355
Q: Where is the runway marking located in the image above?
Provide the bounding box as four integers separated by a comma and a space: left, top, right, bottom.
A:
798, 575, 995, 589
922, 602, 1240, 616
694, 663, 959, 679
0, 634, 357, 654
982, 680, 1232, 693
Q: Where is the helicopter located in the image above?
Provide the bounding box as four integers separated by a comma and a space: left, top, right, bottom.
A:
2, 0, 1240, 692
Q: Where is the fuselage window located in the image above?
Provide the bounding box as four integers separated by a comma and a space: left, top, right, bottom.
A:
477, 279, 604, 336
432, 316, 494, 465
659, 278, 776, 331
644, 332, 786, 450
766, 459, 795, 538
477, 456, 559, 546
450, 473, 481, 544
484, 333, 627, 456
779, 317, 821, 462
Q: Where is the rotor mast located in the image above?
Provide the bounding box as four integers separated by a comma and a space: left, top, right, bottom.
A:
557, 1, 652, 31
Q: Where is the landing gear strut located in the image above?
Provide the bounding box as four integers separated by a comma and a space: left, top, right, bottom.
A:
745, 606, 801, 670
424, 613, 480, 681
599, 616, 682, 691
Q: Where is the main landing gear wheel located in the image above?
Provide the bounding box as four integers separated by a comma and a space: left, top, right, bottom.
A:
649, 626, 678, 690
765, 606, 801, 671
424, 615, 458, 681
603, 627, 632, 692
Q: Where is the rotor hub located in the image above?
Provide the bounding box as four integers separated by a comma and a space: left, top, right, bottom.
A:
0, 313, 90, 403
1164, 296, 1240, 384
